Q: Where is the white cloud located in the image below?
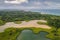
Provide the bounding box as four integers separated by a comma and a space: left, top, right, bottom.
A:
2, 0, 60, 9
43, 1, 60, 9
4, 0, 28, 4
46, 1, 60, 6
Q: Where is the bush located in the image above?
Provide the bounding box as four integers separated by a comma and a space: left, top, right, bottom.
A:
0, 20, 6, 26
14, 21, 22, 24
37, 21, 47, 25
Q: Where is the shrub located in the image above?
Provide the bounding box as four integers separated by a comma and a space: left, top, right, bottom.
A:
14, 21, 22, 24
37, 21, 47, 25
0, 20, 6, 26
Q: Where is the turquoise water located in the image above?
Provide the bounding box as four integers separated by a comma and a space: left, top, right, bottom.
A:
17, 30, 50, 40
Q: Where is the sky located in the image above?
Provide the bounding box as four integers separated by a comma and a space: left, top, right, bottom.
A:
0, 0, 60, 11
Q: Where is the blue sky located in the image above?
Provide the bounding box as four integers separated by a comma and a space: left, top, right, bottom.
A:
0, 0, 60, 11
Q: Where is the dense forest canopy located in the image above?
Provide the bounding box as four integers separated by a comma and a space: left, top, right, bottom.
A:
0, 11, 60, 22
0, 11, 41, 21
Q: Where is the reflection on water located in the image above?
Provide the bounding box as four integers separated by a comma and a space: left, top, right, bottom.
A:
17, 30, 50, 40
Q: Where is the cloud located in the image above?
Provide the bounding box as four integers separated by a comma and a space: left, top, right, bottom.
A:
4, 0, 28, 4
44, 1, 60, 9
0, 0, 60, 10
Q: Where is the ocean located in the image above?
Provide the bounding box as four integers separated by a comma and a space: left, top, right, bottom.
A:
32, 9, 60, 16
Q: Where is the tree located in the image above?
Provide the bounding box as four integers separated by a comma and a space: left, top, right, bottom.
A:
0, 20, 5, 26
47, 18, 60, 36
47, 18, 60, 40
47, 18, 60, 30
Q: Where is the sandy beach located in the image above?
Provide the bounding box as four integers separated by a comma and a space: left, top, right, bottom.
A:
0, 20, 51, 32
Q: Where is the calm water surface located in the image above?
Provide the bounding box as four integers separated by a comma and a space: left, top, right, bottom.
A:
17, 30, 50, 40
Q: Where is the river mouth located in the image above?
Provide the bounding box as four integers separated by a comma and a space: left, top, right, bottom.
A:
17, 30, 50, 40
